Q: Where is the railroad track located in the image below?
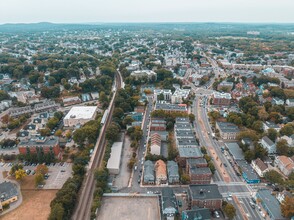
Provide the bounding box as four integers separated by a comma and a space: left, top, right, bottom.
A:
72, 72, 122, 220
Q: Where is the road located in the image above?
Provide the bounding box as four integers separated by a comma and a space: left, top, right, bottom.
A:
72, 70, 123, 220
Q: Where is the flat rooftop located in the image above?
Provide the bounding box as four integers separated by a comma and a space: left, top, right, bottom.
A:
64, 106, 97, 120
179, 147, 203, 158
237, 159, 259, 181
107, 142, 123, 171
225, 142, 244, 160
98, 196, 160, 220
189, 184, 222, 200
18, 136, 59, 147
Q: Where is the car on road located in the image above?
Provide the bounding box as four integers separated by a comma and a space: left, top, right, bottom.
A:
214, 211, 220, 218
134, 166, 137, 171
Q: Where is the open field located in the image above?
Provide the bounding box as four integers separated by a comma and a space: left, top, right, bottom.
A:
1, 176, 57, 220
98, 196, 160, 220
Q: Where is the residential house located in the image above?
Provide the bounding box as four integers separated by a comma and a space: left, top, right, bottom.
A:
143, 160, 155, 184
251, 158, 269, 177
155, 160, 167, 185
216, 122, 240, 140
150, 133, 161, 155
275, 156, 294, 176
263, 121, 280, 132
272, 97, 284, 105
161, 188, 178, 220
217, 81, 234, 91
285, 98, 294, 107
276, 190, 293, 204
261, 136, 276, 154
171, 88, 190, 104
167, 161, 179, 184
181, 208, 211, 220
62, 96, 81, 106
188, 184, 222, 210
280, 135, 294, 147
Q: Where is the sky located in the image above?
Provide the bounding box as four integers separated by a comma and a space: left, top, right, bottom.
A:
0, 0, 294, 24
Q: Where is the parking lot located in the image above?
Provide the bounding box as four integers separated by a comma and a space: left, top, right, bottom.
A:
0, 162, 72, 189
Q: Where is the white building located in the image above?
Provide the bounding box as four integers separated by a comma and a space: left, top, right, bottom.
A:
261, 136, 276, 154
171, 89, 190, 104
63, 106, 97, 127
154, 89, 172, 102
130, 70, 157, 80
106, 142, 123, 175
251, 158, 269, 177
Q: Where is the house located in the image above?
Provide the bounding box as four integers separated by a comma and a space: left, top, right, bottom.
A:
263, 121, 280, 132
182, 208, 211, 220
167, 161, 179, 184
155, 160, 167, 185
261, 136, 276, 154
272, 97, 284, 105
188, 184, 222, 210
18, 136, 61, 158
256, 189, 286, 220
90, 92, 99, 100
150, 131, 168, 141
0, 181, 18, 211
276, 190, 293, 204
251, 158, 269, 177
285, 98, 294, 107
216, 122, 240, 140
217, 81, 234, 91
171, 88, 190, 104
150, 133, 161, 155
241, 138, 254, 149
280, 135, 294, 147
275, 156, 294, 176
188, 166, 212, 184
143, 160, 155, 184
62, 96, 81, 106
161, 188, 178, 220
81, 93, 91, 102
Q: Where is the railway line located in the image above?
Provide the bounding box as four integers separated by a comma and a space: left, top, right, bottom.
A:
72, 71, 122, 220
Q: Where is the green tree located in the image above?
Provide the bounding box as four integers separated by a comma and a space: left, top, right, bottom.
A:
106, 123, 120, 141
280, 123, 294, 137
189, 113, 195, 123
122, 116, 134, 127
36, 164, 49, 176
158, 93, 165, 101
264, 170, 284, 185
244, 150, 254, 162
48, 203, 64, 220
181, 174, 191, 184
267, 128, 278, 142
208, 161, 216, 174
35, 173, 44, 186
223, 203, 236, 220
276, 139, 289, 156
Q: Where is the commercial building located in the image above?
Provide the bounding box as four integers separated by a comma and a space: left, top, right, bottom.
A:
188, 184, 222, 210
178, 147, 203, 167
236, 160, 260, 184
182, 208, 211, 220
216, 122, 240, 140
150, 118, 166, 131
155, 160, 167, 185
62, 96, 81, 106
64, 106, 97, 127
171, 88, 190, 104
155, 103, 188, 113
188, 166, 212, 185
256, 189, 286, 220
167, 161, 179, 184
0, 181, 18, 211
130, 70, 157, 80
106, 142, 123, 175
18, 136, 60, 158
212, 92, 231, 106
225, 142, 244, 161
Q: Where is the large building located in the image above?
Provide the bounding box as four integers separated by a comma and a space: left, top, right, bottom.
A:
154, 89, 172, 101
188, 184, 222, 210
143, 160, 155, 184
130, 70, 157, 80
64, 106, 98, 127
216, 122, 240, 140
18, 136, 60, 158
106, 142, 123, 175
155, 103, 187, 113
171, 88, 190, 104
212, 92, 231, 106
0, 181, 18, 211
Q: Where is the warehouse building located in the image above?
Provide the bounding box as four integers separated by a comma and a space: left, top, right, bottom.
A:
63, 106, 98, 127
107, 142, 123, 175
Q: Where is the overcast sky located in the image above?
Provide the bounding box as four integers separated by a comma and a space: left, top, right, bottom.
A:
0, 0, 294, 24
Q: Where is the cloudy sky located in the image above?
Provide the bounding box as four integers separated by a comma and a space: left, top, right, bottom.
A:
0, 0, 293, 24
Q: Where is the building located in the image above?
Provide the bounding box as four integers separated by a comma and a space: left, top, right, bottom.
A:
225, 142, 245, 161
130, 70, 157, 80
275, 156, 294, 176
143, 160, 155, 184
285, 98, 294, 107
150, 118, 166, 131
212, 92, 231, 106
161, 188, 178, 220
178, 147, 203, 167
263, 121, 280, 132
0, 181, 18, 211
155, 160, 167, 185
154, 89, 172, 101
128, 112, 144, 122
186, 158, 208, 171
182, 208, 211, 220
251, 158, 269, 177
171, 88, 190, 104
261, 136, 276, 154
106, 142, 123, 175
256, 189, 286, 220
62, 96, 81, 106
155, 103, 188, 113
217, 81, 234, 91
272, 97, 284, 105
216, 122, 240, 140
63, 106, 97, 127
18, 136, 60, 157
150, 133, 161, 155
188, 166, 212, 184
276, 190, 293, 204
280, 135, 294, 147
188, 184, 222, 210
236, 160, 260, 184
167, 161, 179, 184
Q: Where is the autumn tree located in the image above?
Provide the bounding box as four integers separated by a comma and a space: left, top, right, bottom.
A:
35, 173, 44, 186
223, 203, 236, 220
36, 164, 49, 176
258, 107, 269, 121
281, 196, 294, 218
15, 169, 27, 180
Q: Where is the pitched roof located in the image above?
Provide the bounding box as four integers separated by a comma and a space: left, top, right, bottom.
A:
155, 160, 167, 177
253, 158, 268, 172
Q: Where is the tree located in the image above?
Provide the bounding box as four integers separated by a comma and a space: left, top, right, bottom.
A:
55, 129, 63, 137
36, 164, 49, 176
258, 107, 269, 121
181, 174, 190, 184
281, 196, 294, 218
48, 203, 64, 220
189, 113, 195, 123
267, 128, 278, 142
158, 93, 164, 101
254, 144, 268, 160
15, 169, 27, 180
39, 128, 51, 136
105, 123, 120, 141
35, 173, 44, 186
280, 123, 294, 137
127, 158, 136, 170
223, 203, 236, 220
10, 164, 23, 175
208, 161, 216, 174
244, 150, 254, 162
276, 139, 289, 156
122, 116, 134, 127
264, 170, 284, 185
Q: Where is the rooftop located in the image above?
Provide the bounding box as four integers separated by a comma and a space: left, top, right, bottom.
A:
18, 136, 59, 147
237, 160, 259, 181
106, 142, 123, 171
189, 184, 222, 200
189, 166, 212, 175
262, 136, 275, 146
253, 158, 268, 172
0, 181, 18, 202
155, 103, 187, 112
216, 121, 240, 133
179, 147, 203, 158
64, 106, 97, 120
225, 142, 244, 160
